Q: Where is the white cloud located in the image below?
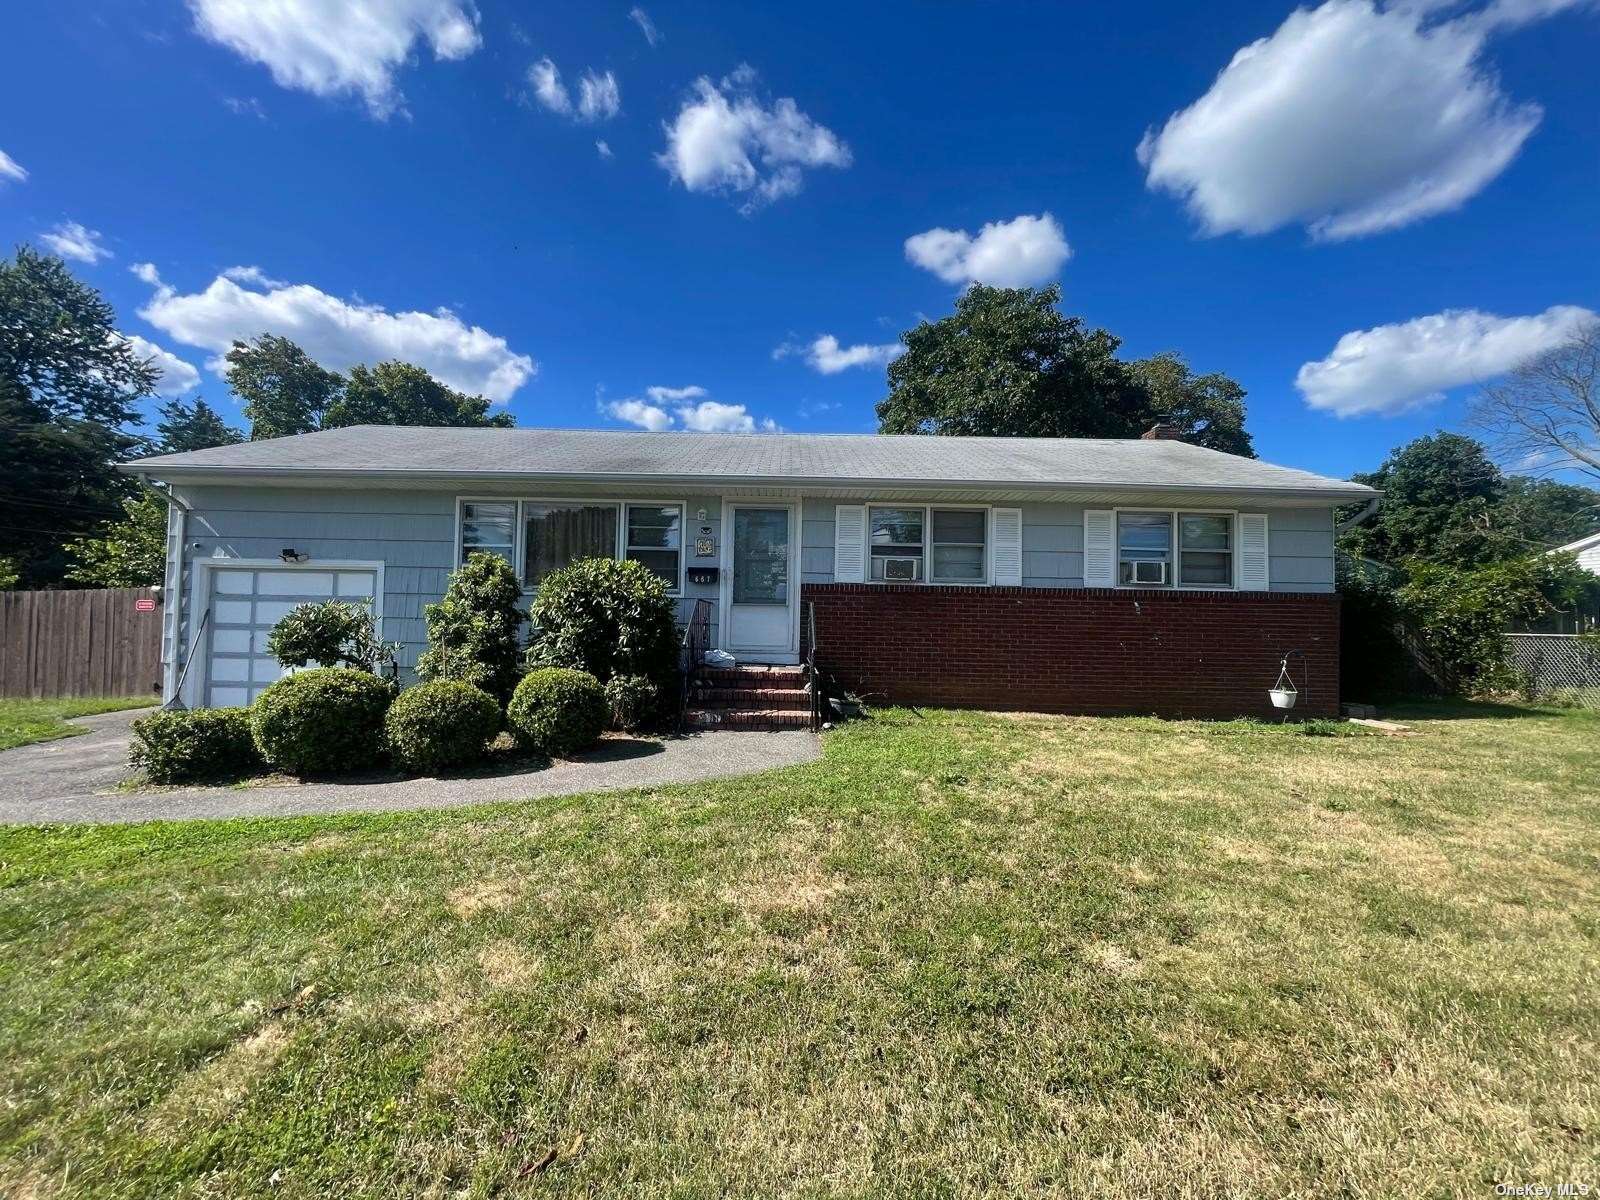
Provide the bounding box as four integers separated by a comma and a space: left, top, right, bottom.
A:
529, 59, 620, 122
630, 7, 660, 46
904, 213, 1070, 288
777, 334, 904, 374
1135, 0, 1566, 240
657, 69, 851, 210
1296, 305, 1599, 416
187, 0, 480, 118
645, 384, 708, 403
135, 265, 537, 403
39, 221, 112, 264
596, 140, 614, 160
604, 397, 673, 431
120, 334, 201, 396
131, 262, 163, 286
677, 399, 776, 433
601, 385, 777, 432
0, 149, 27, 184
577, 71, 621, 122
223, 96, 267, 119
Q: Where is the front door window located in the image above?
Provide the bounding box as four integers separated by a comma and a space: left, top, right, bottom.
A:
733, 508, 788, 604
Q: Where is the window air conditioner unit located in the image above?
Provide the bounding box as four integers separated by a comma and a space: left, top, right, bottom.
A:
1130, 559, 1167, 585
882, 556, 921, 581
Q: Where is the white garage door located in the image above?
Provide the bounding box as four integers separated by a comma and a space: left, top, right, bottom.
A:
202, 566, 380, 708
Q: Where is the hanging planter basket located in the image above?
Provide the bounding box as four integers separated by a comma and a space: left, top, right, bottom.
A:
1269, 653, 1302, 710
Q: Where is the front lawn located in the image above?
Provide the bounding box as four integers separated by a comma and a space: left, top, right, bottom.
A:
1, 703, 1596, 1197
0, 696, 155, 752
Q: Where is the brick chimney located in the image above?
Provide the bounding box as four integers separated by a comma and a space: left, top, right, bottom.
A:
1141, 422, 1184, 441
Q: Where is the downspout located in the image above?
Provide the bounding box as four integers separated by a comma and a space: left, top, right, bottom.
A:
1335, 497, 1380, 533
139, 473, 192, 707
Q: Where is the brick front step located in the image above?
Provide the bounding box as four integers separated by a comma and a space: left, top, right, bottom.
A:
690, 686, 811, 711
696, 665, 805, 688
686, 707, 812, 731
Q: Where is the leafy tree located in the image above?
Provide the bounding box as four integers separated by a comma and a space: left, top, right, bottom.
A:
1496, 476, 1600, 550
876, 286, 1256, 454
416, 553, 527, 702
878, 285, 1144, 439
226, 335, 514, 438
156, 396, 243, 453
225, 334, 344, 440
1342, 432, 1600, 567
1126, 351, 1255, 456
0, 249, 155, 586
63, 487, 166, 588
325, 361, 513, 429
1342, 433, 1505, 566
0, 557, 18, 590
0, 246, 157, 427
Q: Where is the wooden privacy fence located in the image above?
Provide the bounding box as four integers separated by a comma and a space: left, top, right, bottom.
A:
0, 588, 164, 700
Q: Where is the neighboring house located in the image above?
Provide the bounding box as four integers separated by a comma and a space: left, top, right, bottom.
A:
122, 425, 1377, 719
1556, 530, 1600, 577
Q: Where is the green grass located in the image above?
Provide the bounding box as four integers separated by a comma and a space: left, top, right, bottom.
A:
0, 696, 155, 752
1, 702, 1597, 1197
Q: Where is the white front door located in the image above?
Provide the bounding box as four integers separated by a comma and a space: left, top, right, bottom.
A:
723, 504, 797, 663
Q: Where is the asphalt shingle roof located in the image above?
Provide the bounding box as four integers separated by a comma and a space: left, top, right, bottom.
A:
124, 425, 1376, 499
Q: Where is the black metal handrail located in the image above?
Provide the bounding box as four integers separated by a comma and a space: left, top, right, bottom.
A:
803, 600, 823, 732
677, 598, 712, 733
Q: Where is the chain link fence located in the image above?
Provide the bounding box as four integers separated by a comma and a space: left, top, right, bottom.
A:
1507, 634, 1600, 709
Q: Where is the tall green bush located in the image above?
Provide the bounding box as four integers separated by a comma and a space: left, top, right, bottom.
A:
527, 558, 678, 711
1395, 553, 1597, 693
417, 552, 527, 703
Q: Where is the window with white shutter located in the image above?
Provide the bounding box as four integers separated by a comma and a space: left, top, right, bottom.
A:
1237, 513, 1270, 591
990, 508, 1022, 586
1083, 509, 1115, 587
834, 504, 866, 583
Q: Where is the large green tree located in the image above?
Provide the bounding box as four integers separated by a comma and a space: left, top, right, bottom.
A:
225, 334, 344, 440
226, 335, 514, 437
876, 285, 1255, 456
326, 361, 513, 429
63, 488, 166, 589
1343, 432, 1600, 567
1126, 351, 1254, 457
155, 395, 243, 453
0, 247, 156, 586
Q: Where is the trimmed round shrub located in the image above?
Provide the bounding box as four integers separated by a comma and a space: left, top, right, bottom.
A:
604, 673, 658, 732
506, 667, 607, 756
250, 667, 394, 774
130, 707, 261, 783
384, 680, 501, 774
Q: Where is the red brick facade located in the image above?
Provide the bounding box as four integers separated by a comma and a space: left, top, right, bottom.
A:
803, 583, 1340, 719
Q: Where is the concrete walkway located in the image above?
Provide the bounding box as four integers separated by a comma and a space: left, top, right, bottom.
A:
0, 707, 822, 826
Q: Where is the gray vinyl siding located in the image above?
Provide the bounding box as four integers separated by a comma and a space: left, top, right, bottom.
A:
793, 500, 1336, 593
174, 486, 722, 686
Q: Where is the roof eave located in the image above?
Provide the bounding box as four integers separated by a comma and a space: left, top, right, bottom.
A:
120, 461, 1379, 502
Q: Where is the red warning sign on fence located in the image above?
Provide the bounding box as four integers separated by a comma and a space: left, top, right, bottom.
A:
134, 598, 156, 612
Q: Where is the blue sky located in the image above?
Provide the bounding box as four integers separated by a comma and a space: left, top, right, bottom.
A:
3, 0, 1596, 479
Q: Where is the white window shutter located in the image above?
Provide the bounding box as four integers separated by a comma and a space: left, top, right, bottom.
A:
1083, 508, 1115, 587
834, 504, 867, 583
990, 508, 1022, 586
1237, 513, 1269, 591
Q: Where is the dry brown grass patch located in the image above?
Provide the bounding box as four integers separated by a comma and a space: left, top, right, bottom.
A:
478, 940, 540, 989
447, 877, 523, 919
147, 1021, 290, 1132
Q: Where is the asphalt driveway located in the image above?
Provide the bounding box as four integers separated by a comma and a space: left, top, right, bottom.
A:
0, 707, 822, 826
